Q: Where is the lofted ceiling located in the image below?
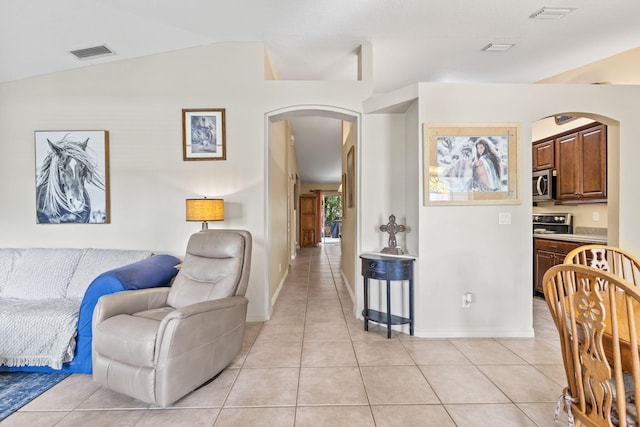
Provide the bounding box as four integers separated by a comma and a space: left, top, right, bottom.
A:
2, 0, 639, 183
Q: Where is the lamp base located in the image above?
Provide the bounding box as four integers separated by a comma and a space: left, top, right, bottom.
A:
201, 222, 209, 230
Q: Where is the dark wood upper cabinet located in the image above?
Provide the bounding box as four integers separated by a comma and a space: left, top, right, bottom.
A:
533, 122, 607, 203
555, 124, 607, 202
580, 125, 607, 199
532, 139, 555, 171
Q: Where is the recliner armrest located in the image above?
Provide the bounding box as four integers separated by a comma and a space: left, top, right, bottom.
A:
79, 254, 180, 338
93, 287, 171, 325
166, 296, 248, 320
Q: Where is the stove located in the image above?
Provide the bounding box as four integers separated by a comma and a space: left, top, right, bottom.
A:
532, 213, 573, 235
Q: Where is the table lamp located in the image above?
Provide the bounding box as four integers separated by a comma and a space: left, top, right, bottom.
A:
186, 198, 224, 230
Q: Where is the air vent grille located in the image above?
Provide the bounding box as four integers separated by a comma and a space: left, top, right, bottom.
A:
481, 43, 515, 52
69, 45, 115, 60
529, 7, 575, 20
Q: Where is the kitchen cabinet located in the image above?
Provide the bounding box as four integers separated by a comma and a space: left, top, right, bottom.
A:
533, 238, 602, 297
534, 238, 582, 297
556, 124, 607, 202
532, 139, 555, 171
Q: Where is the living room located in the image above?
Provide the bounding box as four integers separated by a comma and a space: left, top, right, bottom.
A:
3, 2, 640, 425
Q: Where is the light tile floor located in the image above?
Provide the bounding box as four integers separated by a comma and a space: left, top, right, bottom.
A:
3, 244, 569, 427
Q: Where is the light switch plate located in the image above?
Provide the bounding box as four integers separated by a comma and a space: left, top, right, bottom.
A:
499, 212, 511, 225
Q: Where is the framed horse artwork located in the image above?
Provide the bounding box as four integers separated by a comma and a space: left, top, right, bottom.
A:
34, 130, 110, 224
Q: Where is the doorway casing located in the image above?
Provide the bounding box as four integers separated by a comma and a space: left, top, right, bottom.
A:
264, 105, 361, 319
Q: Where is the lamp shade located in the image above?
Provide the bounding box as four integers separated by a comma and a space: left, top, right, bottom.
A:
186, 198, 224, 222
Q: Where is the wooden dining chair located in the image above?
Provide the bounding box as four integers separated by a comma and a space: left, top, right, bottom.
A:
565, 245, 640, 287
544, 263, 640, 426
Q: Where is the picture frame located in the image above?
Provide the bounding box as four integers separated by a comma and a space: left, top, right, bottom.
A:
423, 123, 520, 205
346, 146, 355, 208
182, 108, 226, 160
341, 173, 347, 218
35, 130, 110, 223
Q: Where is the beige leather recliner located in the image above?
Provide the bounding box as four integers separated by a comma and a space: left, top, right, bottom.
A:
92, 229, 252, 407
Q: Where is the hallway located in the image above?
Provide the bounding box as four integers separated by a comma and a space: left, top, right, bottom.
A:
5, 244, 568, 426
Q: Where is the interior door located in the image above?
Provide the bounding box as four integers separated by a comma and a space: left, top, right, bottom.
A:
300, 195, 317, 247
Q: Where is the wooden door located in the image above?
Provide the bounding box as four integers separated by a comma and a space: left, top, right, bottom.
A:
300, 195, 317, 247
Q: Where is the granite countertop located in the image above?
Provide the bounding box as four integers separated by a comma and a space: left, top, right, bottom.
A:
532, 233, 607, 244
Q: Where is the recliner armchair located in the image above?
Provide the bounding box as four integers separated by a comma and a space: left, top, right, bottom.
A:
92, 229, 252, 407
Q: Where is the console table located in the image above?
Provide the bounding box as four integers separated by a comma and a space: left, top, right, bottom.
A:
360, 253, 415, 338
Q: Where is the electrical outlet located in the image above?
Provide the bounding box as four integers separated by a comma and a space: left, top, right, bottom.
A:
593, 211, 600, 222
462, 292, 472, 308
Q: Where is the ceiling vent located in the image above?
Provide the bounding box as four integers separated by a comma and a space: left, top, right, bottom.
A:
69, 45, 115, 60
481, 43, 515, 52
529, 7, 575, 20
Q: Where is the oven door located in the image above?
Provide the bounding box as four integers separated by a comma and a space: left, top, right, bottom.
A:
532, 170, 554, 201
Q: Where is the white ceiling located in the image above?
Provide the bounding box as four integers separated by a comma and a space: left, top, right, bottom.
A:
2, 0, 639, 182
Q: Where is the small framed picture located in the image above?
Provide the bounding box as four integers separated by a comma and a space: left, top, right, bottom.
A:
347, 146, 355, 208
182, 109, 226, 160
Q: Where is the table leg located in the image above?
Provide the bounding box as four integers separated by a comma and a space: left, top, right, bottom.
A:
409, 278, 414, 336
386, 279, 392, 339
363, 277, 369, 332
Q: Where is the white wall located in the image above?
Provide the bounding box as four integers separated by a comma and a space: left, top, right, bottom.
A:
358, 113, 411, 328
0, 43, 372, 321
5, 42, 639, 335
361, 82, 640, 337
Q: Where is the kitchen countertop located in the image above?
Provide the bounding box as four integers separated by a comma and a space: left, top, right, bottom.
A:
532, 233, 607, 244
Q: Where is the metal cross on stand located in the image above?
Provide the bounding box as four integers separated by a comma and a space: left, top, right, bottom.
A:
379, 214, 406, 255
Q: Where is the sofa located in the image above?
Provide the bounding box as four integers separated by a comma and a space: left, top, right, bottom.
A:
0, 248, 180, 374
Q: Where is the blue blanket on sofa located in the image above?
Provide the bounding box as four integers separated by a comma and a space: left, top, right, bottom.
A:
0, 254, 179, 374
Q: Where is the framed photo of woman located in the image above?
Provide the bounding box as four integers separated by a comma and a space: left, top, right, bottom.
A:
423, 123, 520, 205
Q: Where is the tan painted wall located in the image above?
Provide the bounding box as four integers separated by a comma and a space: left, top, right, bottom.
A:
269, 120, 291, 300
300, 182, 340, 194
341, 121, 357, 296
538, 47, 640, 84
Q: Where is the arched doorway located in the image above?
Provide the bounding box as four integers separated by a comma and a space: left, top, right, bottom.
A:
264, 105, 360, 318
532, 112, 619, 244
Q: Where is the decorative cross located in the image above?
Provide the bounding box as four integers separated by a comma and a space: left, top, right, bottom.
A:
379, 214, 406, 254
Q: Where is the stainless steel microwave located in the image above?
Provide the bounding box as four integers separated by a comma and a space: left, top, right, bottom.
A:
533, 169, 556, 201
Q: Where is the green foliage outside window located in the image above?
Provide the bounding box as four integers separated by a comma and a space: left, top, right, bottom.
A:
324, 196, 342, 225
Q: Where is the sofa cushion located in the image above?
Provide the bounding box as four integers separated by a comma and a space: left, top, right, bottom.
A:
66, 249, 152, 298
2, 248, 83, 299
0, 248, 24, 294
94, 314, 159, 367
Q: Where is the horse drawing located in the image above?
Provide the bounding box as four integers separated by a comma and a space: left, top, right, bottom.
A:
36, 134, 105, 223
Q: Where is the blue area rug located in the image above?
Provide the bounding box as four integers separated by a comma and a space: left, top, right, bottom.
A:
0, 372, 70, 421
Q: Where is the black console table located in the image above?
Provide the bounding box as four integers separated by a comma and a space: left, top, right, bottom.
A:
360, 253, 415, 338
